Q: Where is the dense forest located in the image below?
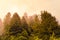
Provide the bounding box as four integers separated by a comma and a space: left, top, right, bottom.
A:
0, 11, 60, 40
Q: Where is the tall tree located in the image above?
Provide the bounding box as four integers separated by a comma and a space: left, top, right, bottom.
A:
9, 12, 22, 36
4, 12, 11, 34
4, 12, 11, 26
21, 16, 32, 37
23, 12, 29, 24
31, 14, 40, 35
39, 11, 58, 40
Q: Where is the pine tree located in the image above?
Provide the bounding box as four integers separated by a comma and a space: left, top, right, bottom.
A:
39, 11, 58, 40
21, 16, 32, 37
32, 14, 40, 35
4, 12, 11, 35
9, 12, 22, 36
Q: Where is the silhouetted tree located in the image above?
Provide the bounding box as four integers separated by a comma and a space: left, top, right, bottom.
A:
9, 12, 22, 36
4, 12, 11, 34
31, 14, 40, 35
21, 16, 33, 38
39, 11, 58, 40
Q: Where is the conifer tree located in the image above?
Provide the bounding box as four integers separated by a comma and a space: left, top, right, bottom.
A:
39, 11, 58, 40
9, 12, 22, 36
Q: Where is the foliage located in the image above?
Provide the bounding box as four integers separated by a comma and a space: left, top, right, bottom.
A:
0, 11, 60, 40
39, 11, 59, 40
3, 12, 11, 35
9, 12, 21, 36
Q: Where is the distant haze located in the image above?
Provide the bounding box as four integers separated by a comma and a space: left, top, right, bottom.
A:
0, 0, 60, 23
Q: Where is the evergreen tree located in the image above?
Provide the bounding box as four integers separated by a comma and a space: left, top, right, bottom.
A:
21, 16, 32, 38
4, 12, 11, 35
39, 11, 58, 40
9, 12, 22, 36
31, 14, 40, 35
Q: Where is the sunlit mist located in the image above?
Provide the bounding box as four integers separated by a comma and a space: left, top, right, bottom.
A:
0, 0, 60, 22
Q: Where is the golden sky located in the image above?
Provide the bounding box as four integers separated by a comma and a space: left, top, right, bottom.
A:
0, 0, 60, 22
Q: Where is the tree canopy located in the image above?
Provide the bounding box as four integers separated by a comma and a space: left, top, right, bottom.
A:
0, 11, 60, 40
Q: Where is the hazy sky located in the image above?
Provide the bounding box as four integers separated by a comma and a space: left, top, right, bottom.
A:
0, 0, 60, 22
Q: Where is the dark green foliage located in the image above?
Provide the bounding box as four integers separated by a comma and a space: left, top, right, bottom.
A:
21, 16, 32, 37
1, 11, 60, 40
31, 14, 40, 35
54, 26, 60, 38
9, 12, 22, 36
39, 11, 58, 40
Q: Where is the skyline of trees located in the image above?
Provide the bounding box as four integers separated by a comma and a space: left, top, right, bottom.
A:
0, 11, 60, 40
